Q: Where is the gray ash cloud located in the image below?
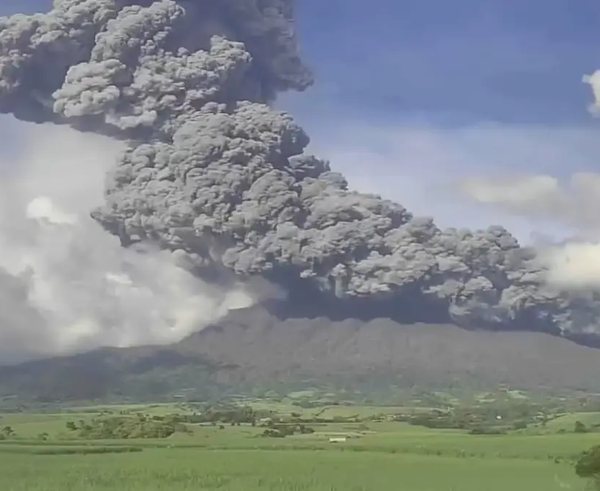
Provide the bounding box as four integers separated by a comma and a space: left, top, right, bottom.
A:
1, 0, 600, 345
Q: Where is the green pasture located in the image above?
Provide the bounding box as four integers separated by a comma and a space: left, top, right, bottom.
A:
0, 447, 584, 491
0, 405, 597, 490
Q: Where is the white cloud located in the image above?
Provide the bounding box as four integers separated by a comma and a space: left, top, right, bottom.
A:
302, 119, 600, 242
542, 242, 600, 291
456, 170, 600, 290
583, 71, 600, 115
0, 121, 257, 364
459, 172, 600, 234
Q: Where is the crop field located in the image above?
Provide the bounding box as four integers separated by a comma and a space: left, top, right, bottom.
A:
0, 446, 584, 491
0, 402, 595, 491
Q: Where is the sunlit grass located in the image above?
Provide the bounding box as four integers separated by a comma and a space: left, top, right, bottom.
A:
0, 407, 593, 490
0, 448, 584, 491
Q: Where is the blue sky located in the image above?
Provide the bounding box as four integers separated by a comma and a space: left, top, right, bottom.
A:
288, 0, 600, 125
2, 0, 600, 241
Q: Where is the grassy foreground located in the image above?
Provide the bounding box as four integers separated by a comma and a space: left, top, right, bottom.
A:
0, 447, 583, 491
0, 400, 595, 490
0, 430, 591, 490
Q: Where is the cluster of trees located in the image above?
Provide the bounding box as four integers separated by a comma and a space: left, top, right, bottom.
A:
572, 420, 600, 434
62, 404, 322, 440
262, 423, 315, 438
575, 420, 589, 434
576, 445, 600, 489
291, 400, 341, 409
164, 405, 260, 425
556, 420, 600, 435
467, 426, 507, 435
396, 402, 545, 433
65, 414, 189, 439
399, 410, 485, 430
0, 425, 15, 439
163, 405, 350, 427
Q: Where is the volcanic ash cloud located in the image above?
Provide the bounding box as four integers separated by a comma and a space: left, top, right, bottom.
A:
1, 0, 600, 358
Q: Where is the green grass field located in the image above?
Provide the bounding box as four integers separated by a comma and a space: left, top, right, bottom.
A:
0, 405, 595, 490
0, 447, 584, 491
544, 411, 600, 431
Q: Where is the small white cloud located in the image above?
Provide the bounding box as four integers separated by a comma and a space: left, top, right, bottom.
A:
583, 71, 600, 115
541, 242, 600, 290
457, 172, 600, 234
26, 196, 77, 224
460, 175, 561, 208
302, 118, 600, 242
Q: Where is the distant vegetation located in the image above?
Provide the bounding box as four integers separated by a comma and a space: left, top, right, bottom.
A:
0, 391, 599, 490
576, 444, 600, 489
64, 415, 186, 439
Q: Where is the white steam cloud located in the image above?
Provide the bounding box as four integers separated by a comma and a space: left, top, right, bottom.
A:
456, 73, 600, 291
542, 243, 600, 291
459, 170, 600, 290
459, 173, 600, 232
0, 122, 258, 364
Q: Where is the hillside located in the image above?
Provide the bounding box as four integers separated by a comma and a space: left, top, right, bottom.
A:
1, 305, 600, 404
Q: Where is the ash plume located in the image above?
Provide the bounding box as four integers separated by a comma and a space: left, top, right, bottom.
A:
1, 0, 600, 355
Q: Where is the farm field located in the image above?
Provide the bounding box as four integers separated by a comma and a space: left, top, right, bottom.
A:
0, 401, 595, 491
0, 447, 583, 491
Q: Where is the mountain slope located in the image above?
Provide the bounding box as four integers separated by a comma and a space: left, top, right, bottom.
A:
1, 306, 600, 403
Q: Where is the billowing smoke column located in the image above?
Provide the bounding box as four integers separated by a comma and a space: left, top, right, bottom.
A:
1, 0, 600, 346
